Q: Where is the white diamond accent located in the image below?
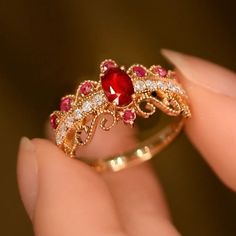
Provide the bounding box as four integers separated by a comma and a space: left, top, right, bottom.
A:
74, 109, 82, 120
82, 101, 92, 113
145, 80, 157, 90
56, 124, 67, 145
134, 80, 146, 92
93, 94, 105, 106
56, 134, 63, 145
156, 81, 166, 90
65, 116, 74, 128
60, 124, 67, 135
166, 82, 181, 93
170, 86, 180, 93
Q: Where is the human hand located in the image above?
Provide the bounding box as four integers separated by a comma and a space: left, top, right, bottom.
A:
17, 50, 236, 236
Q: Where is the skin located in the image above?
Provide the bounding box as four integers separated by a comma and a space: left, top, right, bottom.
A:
17, 50, 236, 236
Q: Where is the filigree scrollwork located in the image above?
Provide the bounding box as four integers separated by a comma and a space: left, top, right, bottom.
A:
133, 96, 156, 118
99, 109, 118, 131
50, 59, 191, 158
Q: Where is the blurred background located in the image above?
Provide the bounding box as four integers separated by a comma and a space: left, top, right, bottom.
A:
0, 0, 236, 235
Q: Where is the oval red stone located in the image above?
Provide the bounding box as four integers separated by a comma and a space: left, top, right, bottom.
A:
101, 68, 134, 106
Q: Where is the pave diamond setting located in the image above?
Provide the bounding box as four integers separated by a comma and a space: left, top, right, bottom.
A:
54, 92, 107, 145
134, 80, 146, 92
133, 78, 184, 95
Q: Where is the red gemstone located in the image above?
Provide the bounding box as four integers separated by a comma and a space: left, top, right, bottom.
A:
101, 68, 134, 106
123, 109, 136, 124
101, 60, 117, 72
153, 66, 167, 77
79, 81, 93, 95
50, 114, 58, 129
132, 66, 146, 77
60, 97, 72, 112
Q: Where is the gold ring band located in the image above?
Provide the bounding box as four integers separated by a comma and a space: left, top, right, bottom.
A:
49, 59, 191, 171
82, 117, 184, 172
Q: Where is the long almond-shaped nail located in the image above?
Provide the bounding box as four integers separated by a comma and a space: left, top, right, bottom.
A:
161, 49, 236, 99
17, 137, 38, 220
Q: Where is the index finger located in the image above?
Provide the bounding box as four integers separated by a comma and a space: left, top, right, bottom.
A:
162, 49, 236, 191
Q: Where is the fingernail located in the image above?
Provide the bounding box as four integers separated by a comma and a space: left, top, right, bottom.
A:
17, 137, 38, 220
161, 49, 236, 99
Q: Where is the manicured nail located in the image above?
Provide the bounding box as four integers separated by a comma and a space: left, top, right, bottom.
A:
161, 49, 236, 99
17, 137, 38, 220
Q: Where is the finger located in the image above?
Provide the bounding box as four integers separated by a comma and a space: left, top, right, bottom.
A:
102, 164, 180, 236
17, 137, 126, 236
162, 49, 236, 191
79, 122, 181, 236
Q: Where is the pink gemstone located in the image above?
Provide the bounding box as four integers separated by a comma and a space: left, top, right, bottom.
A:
60, 97, 72, 112
79, 82, 93, 95
153, 66, 167, 77
123, 109, 136, 124
101, 68, 134, 106
132, 66, 146, 77
101, 60, 117, 72
50, 114, 58, 129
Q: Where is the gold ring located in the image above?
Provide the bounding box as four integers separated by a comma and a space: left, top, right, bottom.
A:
49, 59, 191, 172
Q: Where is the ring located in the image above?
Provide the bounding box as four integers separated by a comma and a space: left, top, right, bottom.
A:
49, 59, 191, 172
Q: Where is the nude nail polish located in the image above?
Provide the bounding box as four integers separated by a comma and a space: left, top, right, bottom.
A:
161, 49, 236, 99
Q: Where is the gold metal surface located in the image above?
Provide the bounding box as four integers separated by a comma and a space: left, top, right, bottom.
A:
85, 117, 185, 171
50, 59, 191, 171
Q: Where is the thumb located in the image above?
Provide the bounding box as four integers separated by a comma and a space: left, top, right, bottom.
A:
17, 137, 124, 235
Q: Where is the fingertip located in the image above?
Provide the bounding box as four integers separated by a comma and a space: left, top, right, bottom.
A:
161, 50, 236, 190
161, 49, 236, 99
183, 77, 236, 190
17, 137, 38, 220
31, 138, 98, 181
26, 138, 124, 236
